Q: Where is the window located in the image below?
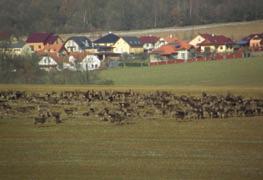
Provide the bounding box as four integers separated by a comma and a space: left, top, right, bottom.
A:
38, 45, 41, 49
181, 53, 185, 59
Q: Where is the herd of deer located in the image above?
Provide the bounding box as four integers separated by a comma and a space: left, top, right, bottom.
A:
0, 90, 262, 125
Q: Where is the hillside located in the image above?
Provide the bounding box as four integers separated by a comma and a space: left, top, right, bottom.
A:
119, 20, 263, 40
1, 0, 263, 35
63, 20, 263, 41
100, 57, 263, 87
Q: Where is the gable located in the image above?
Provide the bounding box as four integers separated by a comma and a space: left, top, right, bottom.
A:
189, 35, 205, 46
39, 56, 58, 66
115, 38, 130, 47
66, 36, 92, 50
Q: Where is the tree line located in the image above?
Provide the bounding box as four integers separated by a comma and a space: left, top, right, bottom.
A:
0, 0, 262, 35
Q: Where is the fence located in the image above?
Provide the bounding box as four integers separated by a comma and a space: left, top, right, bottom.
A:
149, 52, 245, 66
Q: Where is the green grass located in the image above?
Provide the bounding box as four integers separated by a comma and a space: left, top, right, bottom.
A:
0, 57, 262, 97
100, 57, 263, 87
1, 116, 263, 179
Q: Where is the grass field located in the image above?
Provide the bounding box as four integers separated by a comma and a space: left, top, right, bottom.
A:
1, 56, 263, 179
100, 57, 263, 87
1, 116, 263, 180
99, 57, 263, 96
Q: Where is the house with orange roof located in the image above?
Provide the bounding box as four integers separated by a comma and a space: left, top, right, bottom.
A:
150, 40, 194, 63
155, 35, 179, 49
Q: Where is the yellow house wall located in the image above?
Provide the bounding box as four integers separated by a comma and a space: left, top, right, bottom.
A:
201, 45, 233, 53
114, 38, 144, 54
27, 42, 44, 52
96, 42, 115, 47
250, 39, 262, 48
217, 45, 234, 53
201, 45, 216, 53
130, 47, 144, 54
114, 38, 130, 54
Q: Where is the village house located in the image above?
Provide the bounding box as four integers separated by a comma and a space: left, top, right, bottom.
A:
150, 40, 194, 63
4, 42, 33, 56
240, 33, 263, 50
155, 36, 179, 49
139, 35, 160, 52
93, 33, 123, 60
62, 53, 101, 72
26, 32, 64, 53
38, 55, 61, 72
190, 33, 235, 54
94, 32, 120, 47
249, 33, 263, 51
114, 36, 144, 54
79, 55, 101, 71
63, 36, 94, 53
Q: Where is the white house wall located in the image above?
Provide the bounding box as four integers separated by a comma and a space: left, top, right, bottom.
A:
80, 55, 101, 71
39, 57, 58, 66
65, 40, 81, 52
177, 50, 190, 60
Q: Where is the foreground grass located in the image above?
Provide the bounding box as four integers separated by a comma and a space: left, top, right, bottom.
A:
0, 117, 263, 179
0, 83, 263, 98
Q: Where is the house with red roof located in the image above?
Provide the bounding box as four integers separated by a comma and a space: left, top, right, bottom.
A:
139, 35, 160, 52
26, 32, 64, 53
189, 33, 235, 53
150, 40, 194, 63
